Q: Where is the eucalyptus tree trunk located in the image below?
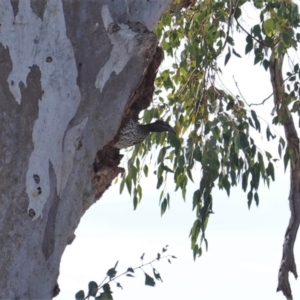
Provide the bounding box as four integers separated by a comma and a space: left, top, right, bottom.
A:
0, 1, 169, 299
271, 53, 300, 300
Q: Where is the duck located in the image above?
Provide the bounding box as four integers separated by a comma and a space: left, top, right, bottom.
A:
114, 119, 176, 149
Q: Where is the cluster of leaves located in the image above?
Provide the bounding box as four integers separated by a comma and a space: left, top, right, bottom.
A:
75, 246, 176, 300
120, 0, 300, 258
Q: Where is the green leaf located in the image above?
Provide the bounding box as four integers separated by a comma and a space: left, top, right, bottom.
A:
282, 32, 291, 46
116, 282, 123, 290
158, 147, 167, 163
103, 283, 112, 294
127, 267, 134, 273
254, 192, 259, 206
227, 36, 234, 46
97, 292, 113, 300
125, 177, 132, 194
193, 146, 202, 162
143, 164, 149, 176
257, 152, 265, 173
232, 48, 241, 58
254, 53, 262, 65
250, 110, 261, 132
248, 117, 255, 128
137, 184, 142, 199
224, 47, 231, 66
145, 273, 156, 287
107, 266, 117, 279
266, 126, 275, 141
278, 42, 285, 55
119, 177, 125, 194
75, 290, 85, 300
242, 171, 249, 192
263, 19, 274, 36
247, 190, 253, 208
133, 195, 138, 210
253, 24, 261, 37
263, 59, 269, 71
153, 268, 163, 282
230, 169, 237, 186
192, 244, 202, 260
156, 176, 164, 189
161, 198, 168, 216
193, 189, 201, 209
284, 150, 290, 172
265, 151, 272, 160
234, 7, 241, 19
278, 144, 282, 158
238, 132, 249, 149
279, 137, 286, 148
254, 164, 260, 189
259, 11, 264, 22
162, 165, 174, 173
222, 175, 230, 196
187, 168, 194, 182
114, 260, 119, 268
245, 35, 253, 54
88, 281, 98, 297
266, 162, 275, 181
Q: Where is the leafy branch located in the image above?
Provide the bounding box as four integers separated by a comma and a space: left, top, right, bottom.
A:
121, 5, 300, 295
75, 246, 176, 300
235, 17, 273, 48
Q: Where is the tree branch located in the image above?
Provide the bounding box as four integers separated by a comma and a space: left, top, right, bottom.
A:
233, 75, 273, 107
235, 17, 270, 48
270, 51, 300, 300
249, 93, 273, 107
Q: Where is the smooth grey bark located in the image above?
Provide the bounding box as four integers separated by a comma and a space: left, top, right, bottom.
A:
0, 1, 169, 299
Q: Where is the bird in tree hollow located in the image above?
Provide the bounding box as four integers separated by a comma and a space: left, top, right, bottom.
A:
114, 119, 176, 149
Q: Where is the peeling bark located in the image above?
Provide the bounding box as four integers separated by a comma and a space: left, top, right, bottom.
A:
271, 52, 300, 300
0, 1, 169, 299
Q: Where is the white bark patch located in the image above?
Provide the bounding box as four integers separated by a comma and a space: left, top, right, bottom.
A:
0, 2, 42, 104
56, 117, 88, 194
0, 1, 86, 219
95, 5, 139, 92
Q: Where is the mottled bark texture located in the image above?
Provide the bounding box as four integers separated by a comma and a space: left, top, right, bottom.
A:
0, 0, 169, 299
272, 52, 300, 300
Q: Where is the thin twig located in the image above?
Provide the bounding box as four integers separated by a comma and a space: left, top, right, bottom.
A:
249, 92, 274, 107
219, 4, 235, 54
232, 76, 250, 106
98, 254, 173, 288
248, 67, 298, 107
235, 17, 270, 48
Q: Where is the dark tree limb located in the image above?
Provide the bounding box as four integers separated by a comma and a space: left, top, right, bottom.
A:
270, 51, 300, 300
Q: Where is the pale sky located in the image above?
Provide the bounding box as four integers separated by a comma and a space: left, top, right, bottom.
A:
57, 3, 300, 299
58, 169, 298, 300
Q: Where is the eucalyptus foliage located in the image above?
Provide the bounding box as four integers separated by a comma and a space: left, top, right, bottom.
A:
121, 0, 300, 268
75, 247, 175, 300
